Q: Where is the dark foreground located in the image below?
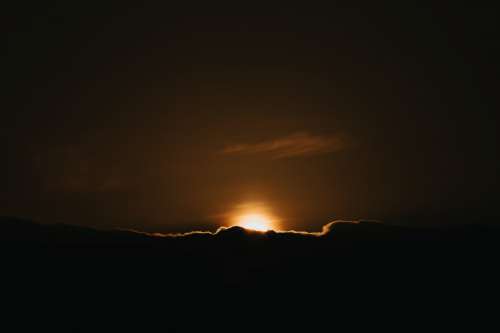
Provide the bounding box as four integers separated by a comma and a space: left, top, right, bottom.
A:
2, 216, 499, 331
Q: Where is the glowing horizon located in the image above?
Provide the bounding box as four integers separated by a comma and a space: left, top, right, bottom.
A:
237, 213, 274, 231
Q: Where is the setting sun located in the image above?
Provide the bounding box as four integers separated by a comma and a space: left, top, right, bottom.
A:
227, 202, 280, 231
238, 213, 273, 231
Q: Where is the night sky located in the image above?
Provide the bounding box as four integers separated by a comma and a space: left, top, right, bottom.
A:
3, 3, 498, 232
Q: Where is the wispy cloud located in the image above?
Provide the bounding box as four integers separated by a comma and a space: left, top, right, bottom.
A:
221, 132, 347, 159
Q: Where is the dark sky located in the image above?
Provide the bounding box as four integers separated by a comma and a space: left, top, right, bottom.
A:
3, 3, 498, 232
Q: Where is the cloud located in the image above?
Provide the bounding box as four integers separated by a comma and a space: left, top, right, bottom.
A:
221, 132, 347, 159
8, 216, 496, 246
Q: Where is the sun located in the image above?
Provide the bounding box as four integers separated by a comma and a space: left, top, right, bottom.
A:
227, 202, 279, 231
237, 213, 273, 232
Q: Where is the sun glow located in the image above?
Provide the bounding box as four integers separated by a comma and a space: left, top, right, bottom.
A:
226, 202, 280, 232
237, 213, 274, 232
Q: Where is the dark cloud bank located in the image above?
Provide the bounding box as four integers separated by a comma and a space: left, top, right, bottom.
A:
4, 216, 498, 244
3, 216, 499, 273
3, 216, 499, 330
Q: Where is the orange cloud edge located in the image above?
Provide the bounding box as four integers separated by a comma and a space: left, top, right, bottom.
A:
117, 220, 382, 238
